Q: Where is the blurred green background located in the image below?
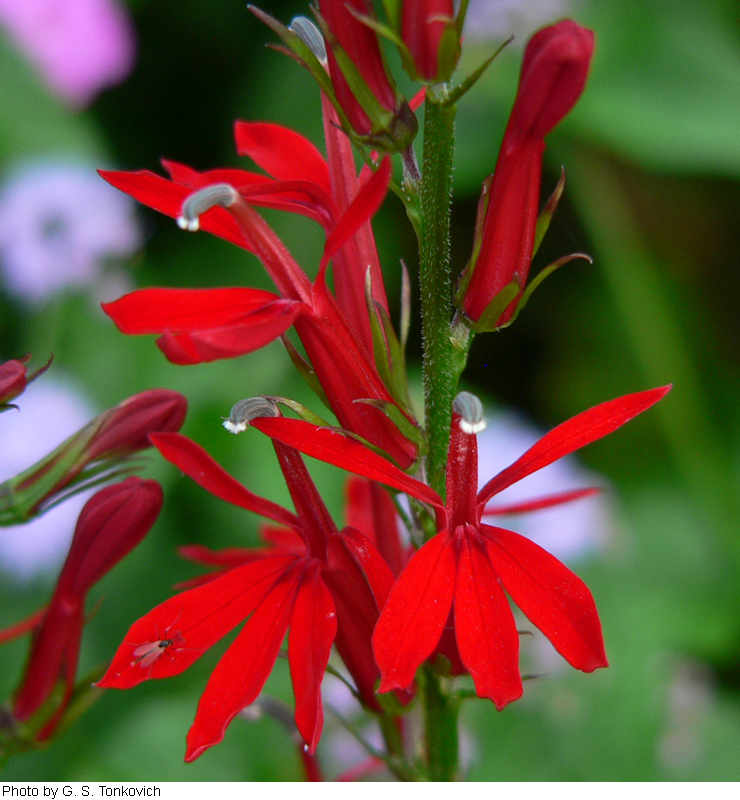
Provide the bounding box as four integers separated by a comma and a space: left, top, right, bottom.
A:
2, 0, 740, 781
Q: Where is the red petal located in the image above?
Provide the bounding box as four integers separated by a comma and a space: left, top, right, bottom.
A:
482, 524, 607, 672
102, 287, 285, 334
98, 556, 298, 689
289, 566, 337, 753
251, 417, 443, 511
98, 170, 254, 251
373, 532, 456, 692
184, 563, 303, 762
321, 157, 392, 271
478, 386, 672, 509
150, 432, 298, 528
454, 528, 523, 709
336, 527, 395, 610
234, 122, 332, 194
155, 302, 301, 364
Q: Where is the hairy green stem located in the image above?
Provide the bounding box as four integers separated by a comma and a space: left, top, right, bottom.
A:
418, 88, 458, 498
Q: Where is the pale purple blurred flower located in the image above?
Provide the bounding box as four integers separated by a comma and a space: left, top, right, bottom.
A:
477, 409, 614, 562
463, 0, 576, 45
0, 162, 141, 304
0, 375, 94, 581
0, 0, 136, 107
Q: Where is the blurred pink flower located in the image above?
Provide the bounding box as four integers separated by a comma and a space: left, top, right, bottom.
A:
0, 162, 141, 304
0, 0, 136, 106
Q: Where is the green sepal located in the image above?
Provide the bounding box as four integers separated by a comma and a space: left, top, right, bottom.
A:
454, 174, 493, 306
379, 0, 401, 32
532, 167, 565, 258
445, 36, 513, 106
268, 396, 333, 428
365, 270, 413, 412
280, 334, 331, 410
464, 280, 521, 333
0, 423, 100, 525
354, 398, 427, 451
503, 252, 592, 328
455, 0, 471, 34
434, 20, 462, 84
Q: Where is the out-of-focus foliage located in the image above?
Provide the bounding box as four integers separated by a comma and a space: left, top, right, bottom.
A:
1, 0, 739, 781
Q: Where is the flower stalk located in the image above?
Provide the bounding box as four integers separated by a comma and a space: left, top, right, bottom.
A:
418, 85, 458, 497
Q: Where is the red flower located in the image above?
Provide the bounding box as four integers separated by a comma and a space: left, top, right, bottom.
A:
12, 478, 163, 739
100, 128, 419, 468
459, 21, 594, 328
247, 386, 669, 707
98, 427, 396, 760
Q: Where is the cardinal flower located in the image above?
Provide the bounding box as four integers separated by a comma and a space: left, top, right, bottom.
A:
458, 20, 594, 329
244, 385, 670, 707
100, 123, 419, 468
98, 404, 398, 761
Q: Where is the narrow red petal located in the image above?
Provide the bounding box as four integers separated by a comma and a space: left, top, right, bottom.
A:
483, 524, 607, 671
98, 170, 254, 251
482, 487, 602, 517
372, 532, 456, 692
234, 122, 332, 194
454, 529, 523, 709
184, 563, 303, 762
478, 386, 672, 509
321, 157, 392, 270
0, 606, 46, 644
289, 566, 337, 753
150, 432, 298, 528
251, 417, 443, 511
97, 556, 297, 689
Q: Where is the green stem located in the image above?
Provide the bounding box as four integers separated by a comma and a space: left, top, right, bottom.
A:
418, 87, 458, 498
421, 666, 460, 781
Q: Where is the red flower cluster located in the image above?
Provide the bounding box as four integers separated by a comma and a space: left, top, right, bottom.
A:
93, 11, 670, 768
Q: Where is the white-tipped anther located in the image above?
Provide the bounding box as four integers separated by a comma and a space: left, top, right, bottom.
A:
453, 391, 486, 434
289, 16, 327, 64
223, 396, 280, 434
177, 183, 239, 233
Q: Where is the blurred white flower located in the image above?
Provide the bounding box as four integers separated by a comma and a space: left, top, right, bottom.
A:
0, 374, 95, 581
463, 0, 576, 45
477, 409, 615, 562
0, 162, 141, 304
0, 0, 136, 107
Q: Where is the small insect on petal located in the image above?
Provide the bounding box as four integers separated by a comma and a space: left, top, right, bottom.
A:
132, 637, 180, 668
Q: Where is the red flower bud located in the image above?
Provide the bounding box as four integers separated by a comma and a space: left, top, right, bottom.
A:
401, 0, 458, 82
459, 21, 594, 327
13, 478, 163, 734
84, 388, 188, 462
0, 358, 28, 407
